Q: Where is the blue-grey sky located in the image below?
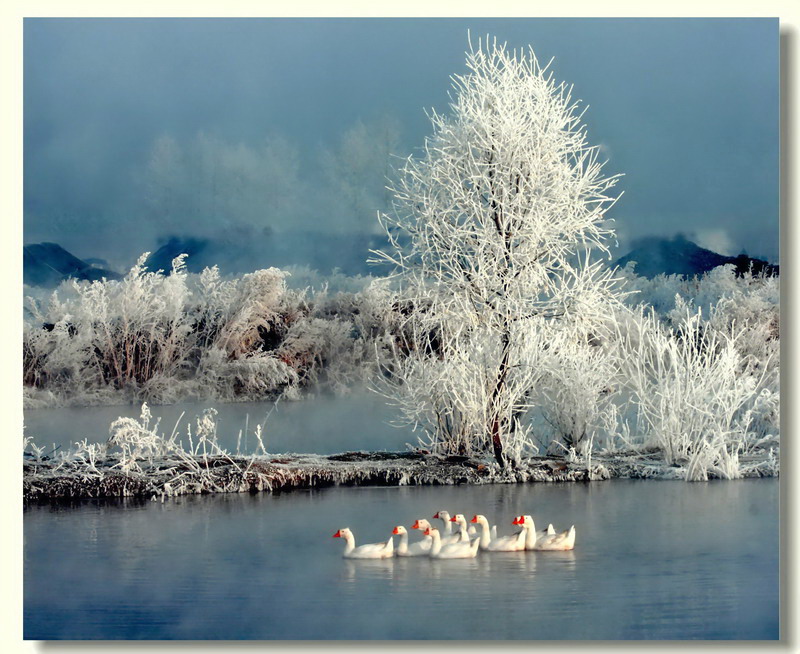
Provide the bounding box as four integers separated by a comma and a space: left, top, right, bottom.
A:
24, 18, 779, 270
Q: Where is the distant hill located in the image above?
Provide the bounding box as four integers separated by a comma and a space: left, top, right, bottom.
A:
24, 230, 399, 287
24, 242, 122, 287
616, 235, 779, 279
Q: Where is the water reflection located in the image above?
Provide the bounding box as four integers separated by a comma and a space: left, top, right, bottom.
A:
341, 554, 486, 584
342, 558, 397, 583
475, 550, 538, 576
340, 548, 576, 584
426, 556, 481, 580
538, 550, 577, 569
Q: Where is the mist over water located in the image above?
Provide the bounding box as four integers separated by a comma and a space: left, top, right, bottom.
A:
24, 18, 779, 273
24, 390, 414, 455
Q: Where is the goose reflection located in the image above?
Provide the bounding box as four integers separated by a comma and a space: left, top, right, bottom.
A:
476, 550, 537, 577
541, 550, 577, 569
341, 547, 573, 586
342, 557, 396, 583
427, 556, 481, 581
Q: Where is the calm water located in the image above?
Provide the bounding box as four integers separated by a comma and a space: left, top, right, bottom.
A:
24, 479, 778, 640
24, 392, 411, 455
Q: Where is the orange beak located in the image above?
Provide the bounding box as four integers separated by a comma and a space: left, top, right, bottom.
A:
333, 530, 342, 538
424, 528, 431, 536
450, 516, 458, 522
433, 512, 440, 519
471, 515, 478, 523
512, 517, 520, 525
392, 527, 400, 535
412, 520, 420, 529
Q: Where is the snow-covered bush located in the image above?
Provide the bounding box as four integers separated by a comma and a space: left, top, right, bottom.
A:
377, 323, 545, 460
612, 304, 776, 479
24, 254, 195, 402
621, 264, 779, 364
23, 255, 399, 407
307, 278, 401, 394
537, 326, 620, 455
617, 263, 780, 467
24, 402, 281, 494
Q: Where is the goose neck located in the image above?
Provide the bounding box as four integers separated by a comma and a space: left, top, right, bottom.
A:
478, 519, 492, 547
428, 531, 442, 556
524, 521, 536, 549
396, 531, 409, 554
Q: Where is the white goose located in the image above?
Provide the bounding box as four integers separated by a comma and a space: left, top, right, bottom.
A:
332, 528, 394, 559
448, 514, 473, 543
425, 527, 480, 559
411, 518, 433, 534
470, 514, 499, 550
433, 510, 454, 538
482, 517, 526, 552
515, 515, 576, 551
433, 511, 464, 545
512, 515, 556, 550
392, 525, 432, 557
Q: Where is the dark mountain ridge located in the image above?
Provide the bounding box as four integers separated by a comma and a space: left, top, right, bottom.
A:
23, 242, 122, 287
615, 234, 778, 279
24, 234, 778, 288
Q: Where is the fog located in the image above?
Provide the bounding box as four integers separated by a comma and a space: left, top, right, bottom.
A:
24, 18, 779, 273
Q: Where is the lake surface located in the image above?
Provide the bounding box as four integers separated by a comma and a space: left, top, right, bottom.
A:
24, 479, 779, 640
24, 392, 412, 455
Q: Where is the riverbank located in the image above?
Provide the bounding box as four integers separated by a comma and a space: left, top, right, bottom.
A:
23, 447, 778, 503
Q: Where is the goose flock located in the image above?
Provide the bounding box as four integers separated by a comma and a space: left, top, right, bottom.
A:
332, 509, 576, 559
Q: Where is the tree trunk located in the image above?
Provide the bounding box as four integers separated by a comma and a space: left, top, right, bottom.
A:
488, 332, 511, 467
485, 141, 514, 468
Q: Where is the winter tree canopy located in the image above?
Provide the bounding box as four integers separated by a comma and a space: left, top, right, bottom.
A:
375, 35, 624, 467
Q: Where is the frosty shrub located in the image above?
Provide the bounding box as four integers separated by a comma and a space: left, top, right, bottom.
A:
190, 266, 304, 400
25, 402, 281, 493
617, 263, 780, 465
107, 402, 169, 473
106, 403, 258, 477
23, 255, 400, 407
303, 278, 401, 394
621, 264, 779, 369
537, 324, 620, 455
24, 254, 195, 404
374, 36, 623, 466
613, 304, 776, 479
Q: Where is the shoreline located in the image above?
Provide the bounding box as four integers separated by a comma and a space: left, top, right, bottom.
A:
23, 449, 778, 504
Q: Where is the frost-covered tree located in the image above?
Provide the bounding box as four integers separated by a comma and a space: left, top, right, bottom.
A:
375, 36, 623, 466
